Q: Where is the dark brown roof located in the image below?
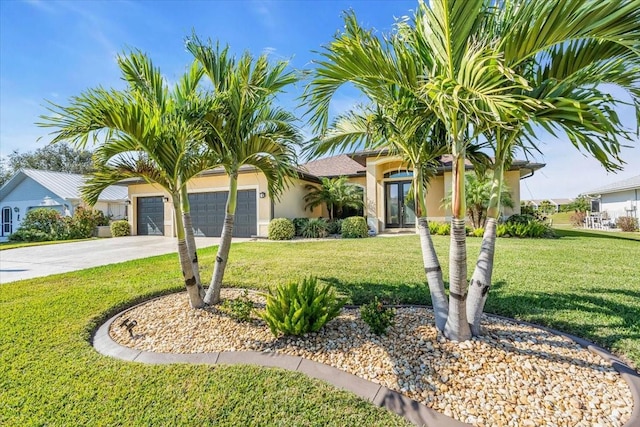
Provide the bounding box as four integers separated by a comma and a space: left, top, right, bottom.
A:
301, 154, 366, 177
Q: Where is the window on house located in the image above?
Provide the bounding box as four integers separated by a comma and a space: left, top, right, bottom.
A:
384, 170, 413, 178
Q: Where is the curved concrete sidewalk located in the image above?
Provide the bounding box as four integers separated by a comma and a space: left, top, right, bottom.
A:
92, 306, 640, 427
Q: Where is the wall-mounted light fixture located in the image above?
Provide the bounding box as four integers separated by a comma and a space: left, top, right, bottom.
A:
125, 199, 131, 205
13, 206, 19, 213
163, 196, 170, 202
259, 192, 266, 199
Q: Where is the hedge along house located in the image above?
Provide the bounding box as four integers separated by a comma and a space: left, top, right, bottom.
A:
125, 151, 544, 238
0, 169, 129, 241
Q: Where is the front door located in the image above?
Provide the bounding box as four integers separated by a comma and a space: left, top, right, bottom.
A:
385, 181, 416, 228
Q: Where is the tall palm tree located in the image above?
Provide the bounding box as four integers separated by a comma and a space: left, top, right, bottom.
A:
38, 52, 215, 308
186, 35, 302, 305
303, 176, 363, 220
465, 0, 640, 335
304, 1, 531, 341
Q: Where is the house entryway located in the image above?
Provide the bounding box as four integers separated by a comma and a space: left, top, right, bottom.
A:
385, 181, 416, 228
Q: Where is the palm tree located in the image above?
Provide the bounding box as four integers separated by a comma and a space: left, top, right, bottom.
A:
465, 0, 640, 335
303, 176, 363, 220
442, 172, 514, 229
186, 35, 302, 305
304, 1, 531, 341
38, 52, 215, 308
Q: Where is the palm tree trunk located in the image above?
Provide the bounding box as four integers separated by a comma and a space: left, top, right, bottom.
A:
467, 161, 504, 335
204, 172, 237, 305
415, 168, 448, 331
444, 149, 472, 341
172, 193, 205, 309
180, 186, 204, 299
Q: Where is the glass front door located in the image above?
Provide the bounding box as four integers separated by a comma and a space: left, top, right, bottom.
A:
385, 181, 415, 228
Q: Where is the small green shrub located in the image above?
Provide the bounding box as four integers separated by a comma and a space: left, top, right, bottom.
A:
292, 218, 309, 236
570, 211, 587, 227
221, 290, 254, 322
472, 227, 485, 237
268, 218, 295, 240
465, 224, 473, 235
260, 276, 344, 336
501, 220, 555, 238
505, 214, 537, 225
428, 221, 440, 234
436, 223, 450, 235
326, 218, 344, 235
496, 224, 508, 237
341, 216, 367, 238
10, 208, 68, 242
360, 297, 395, 335
110, 220, 131, 237
8, 228, 50, 242
301, 218, 328, 238
69, 207, 109, 239
616, 216, 639, 232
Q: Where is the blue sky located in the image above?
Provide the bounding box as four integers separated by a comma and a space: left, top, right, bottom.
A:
1, 0, 638, 199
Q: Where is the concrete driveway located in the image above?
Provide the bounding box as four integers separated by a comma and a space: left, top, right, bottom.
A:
0, 236, 248, 284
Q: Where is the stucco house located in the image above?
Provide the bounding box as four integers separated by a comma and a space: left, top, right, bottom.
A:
0, 169, 128, 241
582, 174, 640, 221
124, 151, 544, 238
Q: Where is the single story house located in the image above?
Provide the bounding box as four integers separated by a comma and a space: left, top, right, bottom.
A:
522, 198, 574, 213
0, 169, 128, 241
124, 151, 544, 238
582, 174, 640, 221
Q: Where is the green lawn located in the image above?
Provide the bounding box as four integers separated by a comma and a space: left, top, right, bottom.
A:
1, 233, 638, 425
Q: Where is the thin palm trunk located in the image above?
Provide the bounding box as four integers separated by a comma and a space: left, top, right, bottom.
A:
444, 148, 472, 341
204, 172, 237, 305
415, 168, 448, 331
180, 186, 204, 299
172, 193, 205, 308
467, 160, 504, 335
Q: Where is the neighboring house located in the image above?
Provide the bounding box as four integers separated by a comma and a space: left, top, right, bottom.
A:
0, 169, 128, 241
522, 198, 574, 213
124, 151, 544, 238
582, 174, 640, 221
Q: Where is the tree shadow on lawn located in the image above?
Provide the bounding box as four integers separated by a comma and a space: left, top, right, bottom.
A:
486, 281, 640, 367
554, 227, 640, 242
320, 276, 431, 306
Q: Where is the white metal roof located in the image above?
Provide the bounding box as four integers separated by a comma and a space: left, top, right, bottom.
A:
0, 169, 128, 202
583, 175, 640, 195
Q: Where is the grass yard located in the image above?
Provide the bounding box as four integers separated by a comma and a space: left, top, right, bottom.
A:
1, 232, 638, 425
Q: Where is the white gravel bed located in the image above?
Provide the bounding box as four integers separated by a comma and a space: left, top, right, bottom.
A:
110, 290, 633, 427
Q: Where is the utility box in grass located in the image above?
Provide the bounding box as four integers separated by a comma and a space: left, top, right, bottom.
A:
95, 226, 112, 238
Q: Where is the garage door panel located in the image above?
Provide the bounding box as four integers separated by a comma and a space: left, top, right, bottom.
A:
137, 196, 164, 236
188, 190, 256, 237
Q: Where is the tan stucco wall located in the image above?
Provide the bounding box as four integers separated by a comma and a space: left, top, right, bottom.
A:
273, 179, 324, 219
504, 170, 521, 217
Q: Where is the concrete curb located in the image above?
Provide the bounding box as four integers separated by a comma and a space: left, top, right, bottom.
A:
92, 304, 639, 427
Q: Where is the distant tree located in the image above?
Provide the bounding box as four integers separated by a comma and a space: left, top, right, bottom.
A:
538, 200, 556, 216
0, 143, 95, 186
567, 196, 591, 213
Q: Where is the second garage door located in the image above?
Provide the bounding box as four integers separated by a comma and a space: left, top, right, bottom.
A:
189, 190, 257, 237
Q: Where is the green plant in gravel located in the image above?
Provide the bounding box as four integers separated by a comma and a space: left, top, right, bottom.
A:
360, 297, 396, 335
268, 218, 295, 240
110, 220, 131, 237
221, 290, 254, 322
292, 217, 309, 236
301, 218, 328, 238
260, 276, 344, 336
616, 216, 639, 232
472, 228, 485, 238
341, 216, 367, 238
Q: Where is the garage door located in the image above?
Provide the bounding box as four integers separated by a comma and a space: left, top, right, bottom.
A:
189, 190, 257, 237
137, 196, 164, 235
